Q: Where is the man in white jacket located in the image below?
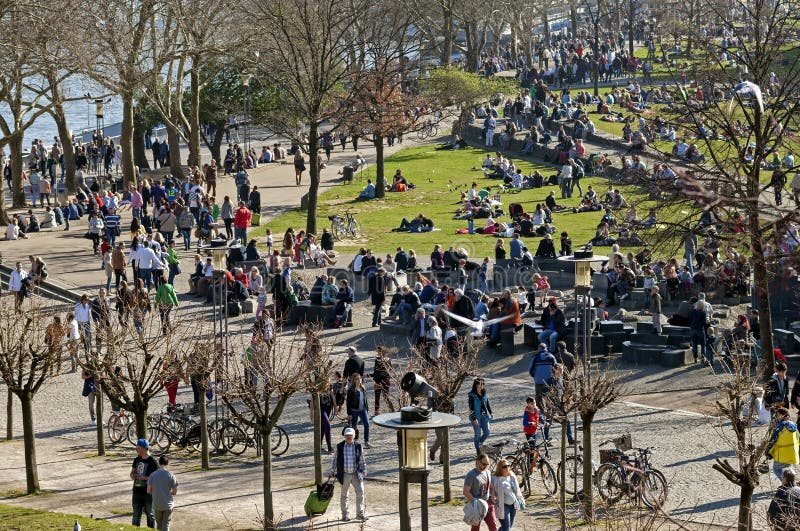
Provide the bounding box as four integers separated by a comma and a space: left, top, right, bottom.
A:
9, 261, 28, 312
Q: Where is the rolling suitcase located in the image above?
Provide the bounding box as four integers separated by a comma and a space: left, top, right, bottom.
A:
304, 479, 335, 516
250, 212, 261, 227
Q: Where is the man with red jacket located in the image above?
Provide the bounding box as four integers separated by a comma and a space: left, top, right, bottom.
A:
233, 201, 251, 245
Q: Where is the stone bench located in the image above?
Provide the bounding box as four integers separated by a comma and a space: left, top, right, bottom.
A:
289, 300, 352, 327
622, 341, 693, 367
523, 322, 544, 347
379, 319, 414, 336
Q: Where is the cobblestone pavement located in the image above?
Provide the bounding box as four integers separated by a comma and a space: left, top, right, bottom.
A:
0, 301, 779, 530
0, 122, 779, 529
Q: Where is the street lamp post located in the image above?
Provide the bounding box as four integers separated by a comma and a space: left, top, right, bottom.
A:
558, 249, 607, 503
95, 98, 105, 140
373, 373, 460, 531
240, 73, 252, 154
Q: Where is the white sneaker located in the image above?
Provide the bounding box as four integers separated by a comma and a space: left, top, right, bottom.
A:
91, 419, 96, 425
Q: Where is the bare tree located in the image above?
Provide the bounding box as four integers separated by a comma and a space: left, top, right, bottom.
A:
220, 328, 312, 530
0, 297, 61, 494
302, 326, 334, 485
644, 0, 800, 381
247, 0, 361, 235
575, 371, 624, 520
74, 0, 160, 188
712, 358, 773, 531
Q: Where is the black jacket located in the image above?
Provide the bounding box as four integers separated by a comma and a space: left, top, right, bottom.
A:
535, 238, 557, 259
343, 355, 365, 380
367, 273, 387, 305
346, 386, 369, 413
309, 277, 326, 305
539, 306, 567, 336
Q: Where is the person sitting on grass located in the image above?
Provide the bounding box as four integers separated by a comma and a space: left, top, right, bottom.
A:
357, 179, 376, 200
390, 170, 408, 191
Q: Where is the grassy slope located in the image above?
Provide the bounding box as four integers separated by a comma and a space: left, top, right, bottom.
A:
0, 503, 141, 530
254, 145, 663, 259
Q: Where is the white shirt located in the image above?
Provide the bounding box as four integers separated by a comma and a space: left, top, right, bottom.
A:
74, 302, 91, 323
137, 246, 164, 270
352, 255, 364, 273
6, 224, 18, 240
9, 269, 27, 291
67, 319, 80, 340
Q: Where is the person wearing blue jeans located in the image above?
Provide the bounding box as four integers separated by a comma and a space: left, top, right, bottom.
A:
468, 378, 493, 454
130, 438, 158, 528
537, 298, 565, 352
346, 374, 371, 448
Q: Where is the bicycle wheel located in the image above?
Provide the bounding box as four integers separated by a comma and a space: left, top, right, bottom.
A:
538, 460, 558, 497
221, 424, 248, 456
184, 421, 201, 453
641, 469, 668, 509
151, 427, 171, 453
506, 455, 531, 498
207, 419, 223, 451
107, 415, 126, 445
595, 464, 625, 505
416, 128, 428, 140
348, 219, 362, 239
331, 221, 344, 241
557, 455, 584, 496
271, 425, 290, 456
431, 125, 440, 137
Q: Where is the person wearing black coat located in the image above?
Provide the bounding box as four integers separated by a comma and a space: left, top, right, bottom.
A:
309, 275, 327, 305
343, 346, 365, 380
245, 239, 261, 261
452, 289, 476, 320
371, 354, 392, 415
535, 234, 557, 259
538, 299, 567, 352
320, 229, 334, 252
367, 268, 388, 326
272, 270, 290, 321
689, 301, 709, 365
248, 186, 261, 214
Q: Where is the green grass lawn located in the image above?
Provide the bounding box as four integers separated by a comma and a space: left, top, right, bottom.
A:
0, 503, 140, 530
254, 145, 667, 260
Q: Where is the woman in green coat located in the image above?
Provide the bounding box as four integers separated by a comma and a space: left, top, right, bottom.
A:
155, 274, 179, 335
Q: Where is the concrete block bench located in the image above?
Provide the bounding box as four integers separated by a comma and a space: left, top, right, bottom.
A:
379, 320, 414, 336
289, 301, 352, 327
523, 322, 544, 347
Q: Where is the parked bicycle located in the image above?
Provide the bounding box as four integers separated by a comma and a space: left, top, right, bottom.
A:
218, 416, 290, 457
416, 120, 440, 140
107, 409, 134, 445
328, 209, 361, 241
482, 438, 557, 497
557, 434, 667, 509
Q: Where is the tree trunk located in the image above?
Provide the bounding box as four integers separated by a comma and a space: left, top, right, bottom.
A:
305, 125, 320, 235
96, 385, 105, 456
374, 136, 385, 199
442, 428, 452, 501
542, 11, 551, 46
199, 384, 209, 470
312, 393, 322, 485
581, 412, 595, 521
10, 135, 26, 208
133, 128, 150, 172
121, 95, 137, 189
188, 66, 202, 168
53, 106, 77, 194
627, 0, 635, 58
166, 124, 183, 182
570, 3, 579, 37
737, 481, 755, 531
204, 121, 226, 169
0, 159, 10, 225
261, 423, 277, 530
6, 388, 13, 440
441, 7, 454, 66
752, 230, 775, 381
134, 405, 148, 440
19, 393, 39, 494
560, 426, 568, 531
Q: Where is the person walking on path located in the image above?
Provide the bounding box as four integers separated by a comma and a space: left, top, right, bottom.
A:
342, 346, 365, 381
464, 454, 497, 531
81, 369, 97, 424
367, 267, 387, 327
491, 458, 524, 531
147, 454, 178, 531
220, 196, 234, 240
346, 373, 371, 449
155, 274, 179, 335
131, 438, 159, 528
766, 407, 800, 480
294, 150, 306, 186
329, 427, 368, 522
468, 378, 493, 454
689, 300, 709, 365
233, 201, 251, 246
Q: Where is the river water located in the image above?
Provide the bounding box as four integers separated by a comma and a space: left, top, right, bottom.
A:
0, 75, 124, 154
